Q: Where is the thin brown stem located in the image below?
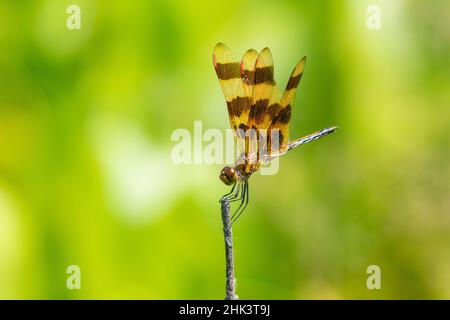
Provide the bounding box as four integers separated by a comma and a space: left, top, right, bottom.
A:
220, 198, 238, 300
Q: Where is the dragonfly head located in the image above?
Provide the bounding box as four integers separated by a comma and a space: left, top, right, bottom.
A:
219, 166, 238, 185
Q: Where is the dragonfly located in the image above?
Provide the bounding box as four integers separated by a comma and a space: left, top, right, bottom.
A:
213, 43, 337, 224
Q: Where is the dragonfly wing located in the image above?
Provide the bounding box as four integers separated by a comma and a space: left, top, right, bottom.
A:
267, 56, 307, 157
213, 43, 253, 152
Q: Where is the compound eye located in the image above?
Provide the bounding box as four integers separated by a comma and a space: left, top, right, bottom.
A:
223, 166, 235, 177
219, 166, 237, 185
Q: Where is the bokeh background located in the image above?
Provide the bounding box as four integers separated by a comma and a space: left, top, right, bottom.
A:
0, 0, 449, 299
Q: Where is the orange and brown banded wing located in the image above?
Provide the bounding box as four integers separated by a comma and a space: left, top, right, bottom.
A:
279, 56, 306, 110
213, 43, 252, 151
239, 49, 258, 128
266, 104, 291, 158
240, 49, 258, 88
248, 48, 276, 131
267, 56, 306, 157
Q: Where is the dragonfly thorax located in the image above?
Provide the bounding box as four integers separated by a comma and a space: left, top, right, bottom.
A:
235, 152, 261, 176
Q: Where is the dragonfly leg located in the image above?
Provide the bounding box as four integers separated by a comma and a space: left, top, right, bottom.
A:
228, 181, 244, 203
222, 181, 241, 203
220, 182, 237, 202
230, 182, 246, 220
231, 181, 249, 225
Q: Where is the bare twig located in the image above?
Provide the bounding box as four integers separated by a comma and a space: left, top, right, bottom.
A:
220, 198, 238, 300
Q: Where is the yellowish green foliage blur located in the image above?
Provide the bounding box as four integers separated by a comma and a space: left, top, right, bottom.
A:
0, 0, 449, 299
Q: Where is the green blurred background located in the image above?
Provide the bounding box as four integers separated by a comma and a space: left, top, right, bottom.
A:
0, 0, 449, 299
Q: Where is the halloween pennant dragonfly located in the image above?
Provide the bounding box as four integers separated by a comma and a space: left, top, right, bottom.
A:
213, 43, 337, 224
